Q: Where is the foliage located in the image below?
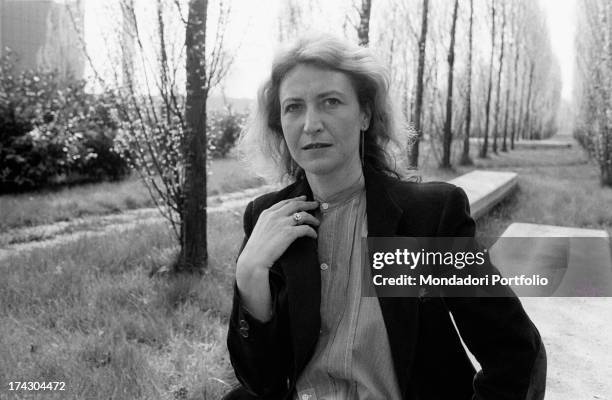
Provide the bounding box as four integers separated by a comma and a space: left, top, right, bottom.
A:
207, 109, 247, 159
0, 49, 129, 193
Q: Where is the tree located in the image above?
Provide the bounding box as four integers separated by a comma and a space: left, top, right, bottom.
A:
509, 0, 522, 150
574, 0, 612, 186
356, 0, 373, 46
492, 0, 506, 154
441, 0, 459, 168
408, 0, 429, 168
460, 0, 474, 165
180, 0, 209, 272
479, 0, 495, 158
71, 0, 234, 273
501, 1, 516, 152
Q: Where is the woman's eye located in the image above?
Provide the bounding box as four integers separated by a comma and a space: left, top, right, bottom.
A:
284, 104, 301, 113
324, 98, 341, 107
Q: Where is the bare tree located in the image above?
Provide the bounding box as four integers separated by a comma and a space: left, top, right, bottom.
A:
408, 0, 429, 168
441, 0, 459, 168
357, 0, 373, 46
492, 0, 506, 154
180, 0, 209, 272
479, 0, 495, 158
74, 0, 235, 273
460, 0, 474, 165
574, 0, 612, 186
509, 0, 522, 150
501, 1, 516, 152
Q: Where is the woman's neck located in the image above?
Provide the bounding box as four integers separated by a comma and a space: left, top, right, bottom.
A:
305, 161, 364, 201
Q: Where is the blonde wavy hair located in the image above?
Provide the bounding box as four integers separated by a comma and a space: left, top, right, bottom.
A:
238, 34, 407, 183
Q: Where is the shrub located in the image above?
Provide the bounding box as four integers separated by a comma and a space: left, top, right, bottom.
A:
206, 109, 247, 159
0, 49, 129, 193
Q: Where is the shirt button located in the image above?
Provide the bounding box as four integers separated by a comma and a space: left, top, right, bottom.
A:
320, 202, 329, 210
320, 263, 329, 271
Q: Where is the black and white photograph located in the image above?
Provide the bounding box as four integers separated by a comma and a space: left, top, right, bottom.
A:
0, 0, 611, 399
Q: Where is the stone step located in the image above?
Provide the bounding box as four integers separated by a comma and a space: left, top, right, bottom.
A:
490, 223, 612, 296
469, 137, 572, 149
449, 170, 518, 219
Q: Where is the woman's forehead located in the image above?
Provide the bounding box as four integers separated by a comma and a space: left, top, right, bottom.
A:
279, 64, 357, 100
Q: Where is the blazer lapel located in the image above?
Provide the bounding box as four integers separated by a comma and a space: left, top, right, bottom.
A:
364, 166, 420, 396
273, 178, 322, 375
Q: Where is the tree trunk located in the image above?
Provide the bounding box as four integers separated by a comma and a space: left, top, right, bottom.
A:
179, 0, 208, 273
409, 0, 429, 168
522, 61, 535, 141
516, 57, 528, 144
460, 0, 474, 165
492, 1, 506, 154
441, 0, 459, 168
510, 13, 521, 150
479, 0, 496, 158
357, 0, 372, 46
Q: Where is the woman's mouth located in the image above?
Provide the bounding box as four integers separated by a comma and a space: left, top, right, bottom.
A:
302, 143, 332, 150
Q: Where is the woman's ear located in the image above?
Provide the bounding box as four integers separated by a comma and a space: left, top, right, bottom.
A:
361, 106, 372, 131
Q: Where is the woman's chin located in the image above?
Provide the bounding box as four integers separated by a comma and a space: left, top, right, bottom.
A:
299, 159, 339, 176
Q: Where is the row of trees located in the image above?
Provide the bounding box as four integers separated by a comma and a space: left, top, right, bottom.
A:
280, 0, 562, 169
574, 0, 612, 186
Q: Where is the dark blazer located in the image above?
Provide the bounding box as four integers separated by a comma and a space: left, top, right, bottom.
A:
226, 165, 546, 400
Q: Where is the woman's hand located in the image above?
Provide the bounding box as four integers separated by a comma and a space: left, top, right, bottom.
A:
236, 195, 320, 321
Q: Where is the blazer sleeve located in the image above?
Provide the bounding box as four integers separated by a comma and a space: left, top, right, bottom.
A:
226, 200, 292, 398
439, 187, 547, 400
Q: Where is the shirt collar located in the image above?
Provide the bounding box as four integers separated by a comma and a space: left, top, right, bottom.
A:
312, 173, 365, 210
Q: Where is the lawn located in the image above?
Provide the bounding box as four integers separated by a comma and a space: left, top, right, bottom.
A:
0, 157, 264, 232
1, 135, 611, 399
0, 211, 242, 399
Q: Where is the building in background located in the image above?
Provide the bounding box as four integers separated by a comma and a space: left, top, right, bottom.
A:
0, 0, 85, 79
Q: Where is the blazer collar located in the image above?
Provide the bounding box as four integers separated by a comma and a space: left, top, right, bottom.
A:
278, 165, 416, 393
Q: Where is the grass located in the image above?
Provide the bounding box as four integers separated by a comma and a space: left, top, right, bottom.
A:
2, 134, 612, 399
0, 210, 243, 400
0, 157, 264, 232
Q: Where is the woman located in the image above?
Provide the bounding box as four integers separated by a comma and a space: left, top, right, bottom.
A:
225, 35, 546, 400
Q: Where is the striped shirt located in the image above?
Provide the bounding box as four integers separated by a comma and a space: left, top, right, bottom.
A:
295, 174, 402, 400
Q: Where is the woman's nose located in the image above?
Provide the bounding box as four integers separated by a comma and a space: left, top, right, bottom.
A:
303, 107, 323, 134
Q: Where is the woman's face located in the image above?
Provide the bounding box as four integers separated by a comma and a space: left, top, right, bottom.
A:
278, 64, 370, 177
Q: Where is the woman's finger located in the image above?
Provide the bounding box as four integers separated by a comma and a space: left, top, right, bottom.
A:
288, 212, 320, 227
291, 224, 318, 240
267, 195, 307, 212
280, 199, 320, 215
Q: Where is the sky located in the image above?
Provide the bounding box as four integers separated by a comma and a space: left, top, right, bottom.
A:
84, 0, 577, 101
537, 0, 576, 100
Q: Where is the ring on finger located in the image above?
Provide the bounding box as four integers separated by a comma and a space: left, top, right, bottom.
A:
293, 212, 302, 224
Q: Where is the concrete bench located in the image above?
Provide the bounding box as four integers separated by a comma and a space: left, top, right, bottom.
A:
449, 170, 518, 220
490, 223, 612, 296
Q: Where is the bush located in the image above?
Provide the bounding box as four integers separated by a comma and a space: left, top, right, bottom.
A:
206, 109, 247, 159
0, 49, 129, 193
